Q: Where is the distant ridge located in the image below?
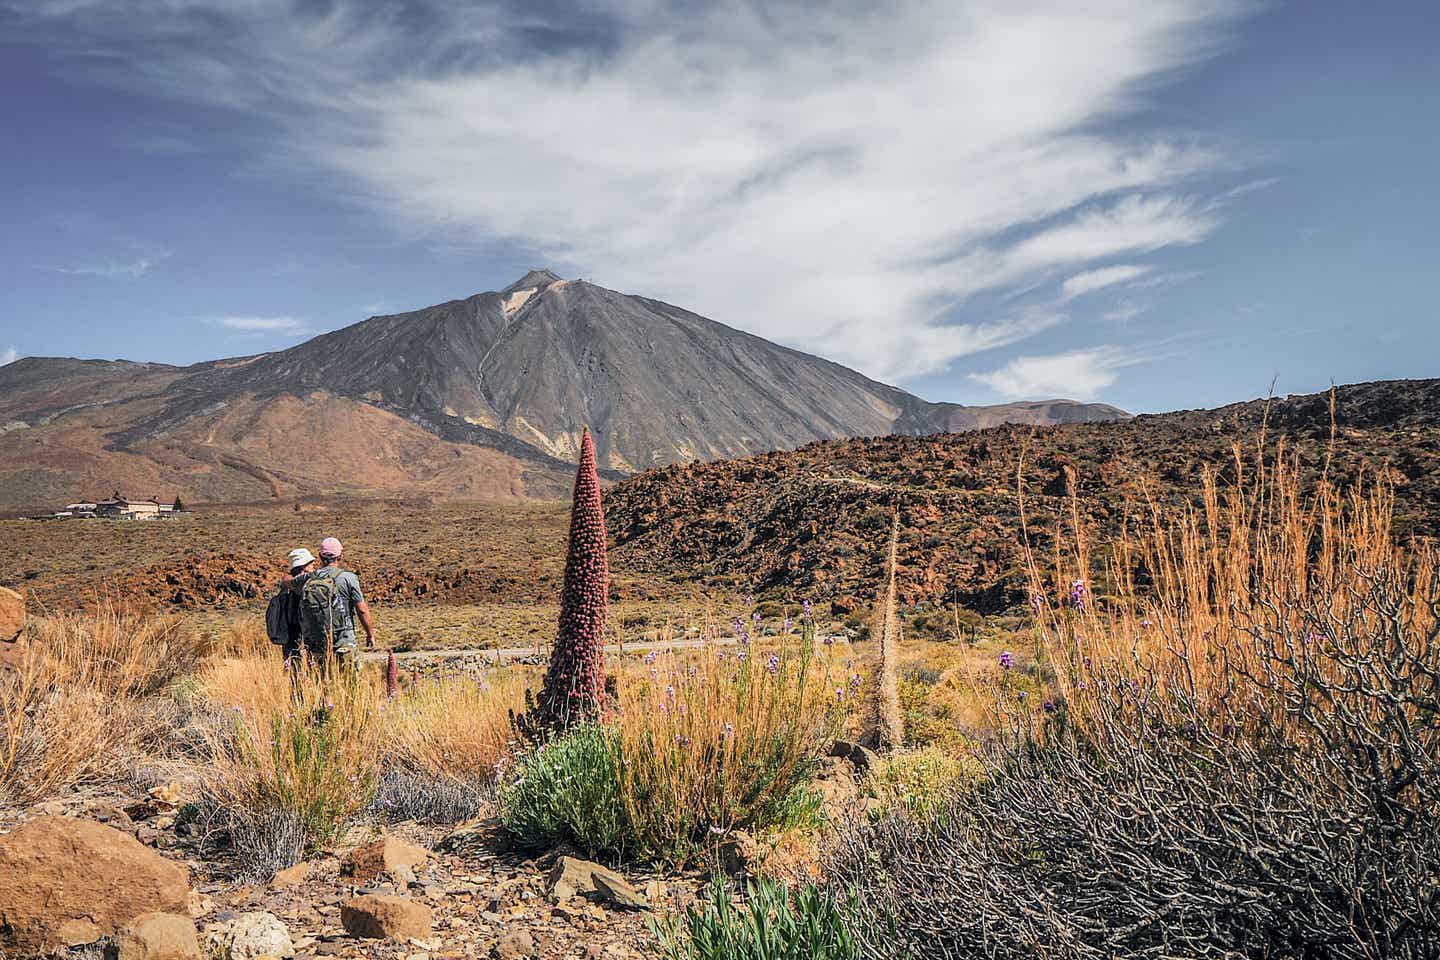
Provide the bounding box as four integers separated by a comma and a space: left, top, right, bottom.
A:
0, 270, 1126, 509
605, 377, 1440, 612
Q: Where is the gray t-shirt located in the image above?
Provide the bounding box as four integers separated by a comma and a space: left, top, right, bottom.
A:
297, 566, 365, 651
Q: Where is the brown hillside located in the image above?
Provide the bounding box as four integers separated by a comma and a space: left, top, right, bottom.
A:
605, 378, 1440, 614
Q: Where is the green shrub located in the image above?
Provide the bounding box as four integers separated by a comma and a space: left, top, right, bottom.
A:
650, 874, 858, 960
498, 724, 627, 856
863, 746, 977, 822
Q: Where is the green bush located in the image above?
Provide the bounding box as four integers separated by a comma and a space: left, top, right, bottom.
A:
650, 874, 858, 960
498, 724, 627, 856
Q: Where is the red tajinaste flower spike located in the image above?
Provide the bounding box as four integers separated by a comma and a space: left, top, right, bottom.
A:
536, 427, 610, 730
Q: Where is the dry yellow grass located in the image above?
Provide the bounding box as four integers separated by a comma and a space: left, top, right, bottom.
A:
384, 671, 527, 788
0, 603, 203, 804
610, 637, 850, 859
1030, 441, 1438, 752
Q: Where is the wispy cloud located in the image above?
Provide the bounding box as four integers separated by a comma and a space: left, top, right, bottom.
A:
1062, 264, 1153, 300
206, 316, 315, 336
35, 255, 164, 278
10, 0, 1258, 381
1, 346, 18, 367
972, 345, 1159, 399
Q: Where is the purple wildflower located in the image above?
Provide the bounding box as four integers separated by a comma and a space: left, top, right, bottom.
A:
1070, 579, 1087, 610
999, 651, 1015, 671
766, 653, 780, 674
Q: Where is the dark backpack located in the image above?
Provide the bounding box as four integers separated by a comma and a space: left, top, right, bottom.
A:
298, 567, 344, 648
265, 582, 300, 646
266, 587, 296, 644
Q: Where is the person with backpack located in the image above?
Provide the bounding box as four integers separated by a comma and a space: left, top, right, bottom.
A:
295, 536, 373, 672
266, 547, 314, 670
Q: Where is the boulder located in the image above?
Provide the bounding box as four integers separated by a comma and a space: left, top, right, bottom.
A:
270, 861, 314, 889
0, 586, 23, 642
116, 912, 203, 960
341, 834, 430, 884
205, 911, 295, 960
493, 929, 538, 959
0, 816, 190, 953
546, 856, 648, 910
716, 831, 759, 877
829, 739, 880, 775
341, 894, 433, 941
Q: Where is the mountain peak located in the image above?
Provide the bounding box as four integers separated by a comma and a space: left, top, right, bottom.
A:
503, 268, 564, 293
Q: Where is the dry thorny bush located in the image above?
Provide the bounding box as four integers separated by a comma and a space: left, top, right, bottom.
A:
828, 450, 1440, 960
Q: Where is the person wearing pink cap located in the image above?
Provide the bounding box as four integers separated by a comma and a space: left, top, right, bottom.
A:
294, 536, 374, 672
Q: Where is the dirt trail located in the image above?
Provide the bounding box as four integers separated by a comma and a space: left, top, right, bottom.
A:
359, 631, 845, 664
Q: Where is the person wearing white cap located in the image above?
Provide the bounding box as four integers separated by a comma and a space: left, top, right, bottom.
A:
294, 536, 374, 672
266, 547, 316, 669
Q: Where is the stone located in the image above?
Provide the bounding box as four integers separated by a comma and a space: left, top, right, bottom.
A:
340, 895, 433, 941
117, 912, 203, 960
829, 739, 880, 775
207, 911, 295, 959
717, 831, 759, 877
493, 929, 537, 959
0, 816, 191, 953
591, 872, 649, 911
546, 857, 648, 910
0, 586, 23, 642
271, 861, 315, 889
341, 835, 431, 884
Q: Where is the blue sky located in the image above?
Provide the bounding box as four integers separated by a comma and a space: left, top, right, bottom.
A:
1, 0, 1436, 413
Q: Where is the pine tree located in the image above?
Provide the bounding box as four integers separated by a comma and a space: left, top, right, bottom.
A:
534, 428, 610, 731
872, 509, 904, 752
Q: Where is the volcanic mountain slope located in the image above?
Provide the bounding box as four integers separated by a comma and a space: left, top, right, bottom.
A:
605, 378, 1440, 614
0, 270, 1125, 510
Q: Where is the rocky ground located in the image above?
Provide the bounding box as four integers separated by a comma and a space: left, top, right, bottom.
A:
606, 377, 1440, 612
0, 789, 696, 960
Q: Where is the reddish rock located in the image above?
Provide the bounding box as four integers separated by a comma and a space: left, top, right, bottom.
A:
0, 816, 190, 952
270, 861, 314, 889
340, 834, 430, 883
340, 895, 433, 940
0, 586, 23, 641
116, 912, 203, 960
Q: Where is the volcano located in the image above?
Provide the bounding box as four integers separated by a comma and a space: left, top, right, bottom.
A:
0, 271, 1126, 509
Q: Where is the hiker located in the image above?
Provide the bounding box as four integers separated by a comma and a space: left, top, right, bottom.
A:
295, 536, 374, 672
265, 547, 314, 669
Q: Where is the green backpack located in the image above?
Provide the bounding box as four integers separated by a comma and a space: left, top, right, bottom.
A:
298, 567, 343, 648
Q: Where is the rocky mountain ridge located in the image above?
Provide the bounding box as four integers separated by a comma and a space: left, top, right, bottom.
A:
0, 270, 1125, 509
605, 377, 1440, 614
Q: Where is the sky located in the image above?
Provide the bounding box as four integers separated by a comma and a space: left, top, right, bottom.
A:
0, 0, 1436, 413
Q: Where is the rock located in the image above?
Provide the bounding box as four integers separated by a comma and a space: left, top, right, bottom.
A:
0, 816, 191, 953
271, 861, 314, 889
341, 835, 431, 884
717, 831, 759, 877
591, 872, 649, 911
340, 895, 433, 941
829, 740, 880, 775
207, 911, 295, 959
0, 586, 23, 642
494, 929, 537, 959
547, 857, 649, 910
117, 912, 203, 960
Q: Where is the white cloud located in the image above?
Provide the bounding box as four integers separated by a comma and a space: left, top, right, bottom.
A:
972, 346, 1155, 399
1, 347, 18, 366
207, 316, 315, 335
1062, 264, 1153, 300
36, 256, 162, 278
10, 0, 1256, 381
